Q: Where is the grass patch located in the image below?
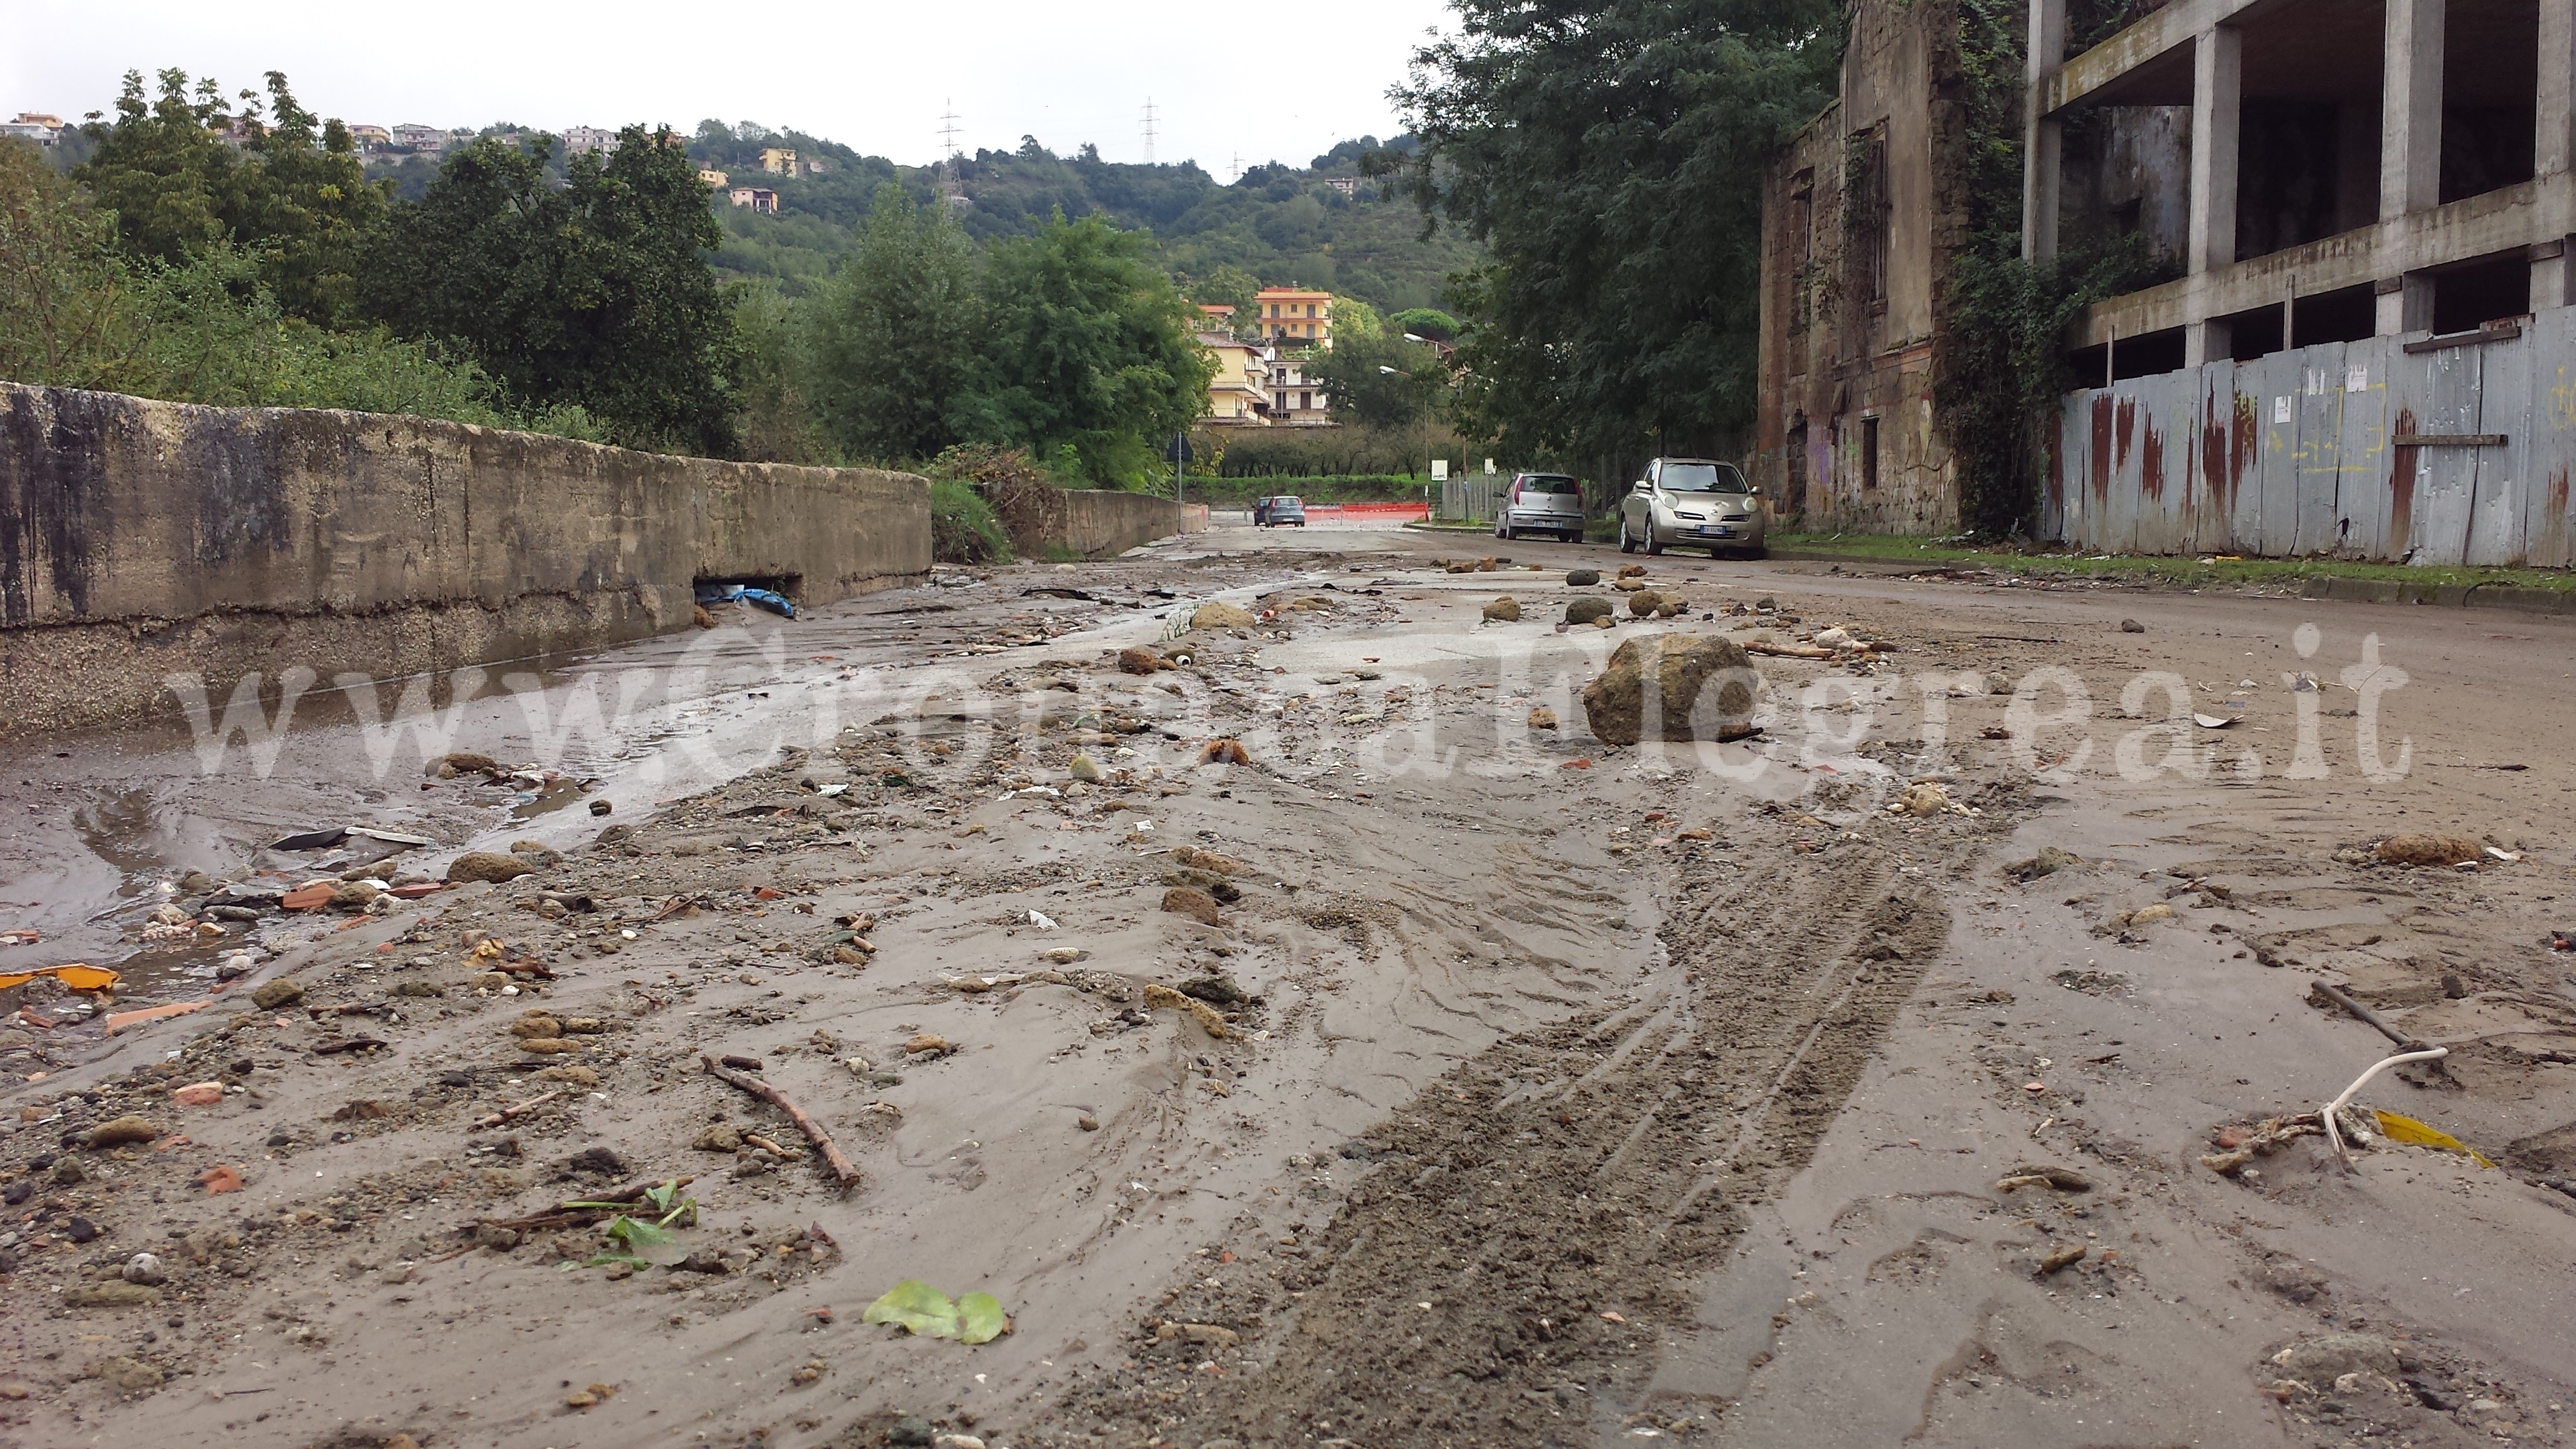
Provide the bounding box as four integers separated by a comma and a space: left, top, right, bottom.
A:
1769, 534, 2576, 594
929, 479, 1012, 565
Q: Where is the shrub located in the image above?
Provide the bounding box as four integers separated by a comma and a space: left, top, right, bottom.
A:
929, 478, 1011, 564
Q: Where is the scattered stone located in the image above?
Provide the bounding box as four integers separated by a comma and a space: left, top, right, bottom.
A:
2271, 1333, 2400, 1390
122, 1252, 165, 1286
1617, 564, 1646, 578
1984, 671, 2012, 695
1481, 597, 1521, 622
2035, 1243, 2086, 1275
280, 882, 334, 912
2006, 847, 2082, 881
2125, 901, 2175, 926
1142, 983, 1229, 1038
51, 1156, 85, 1186
1199, 738, 1251, 766
1566, 568, 1601, 586
1895, 781, 1951, 816
250, 978, 304, 1010
537, 1064, 600, 1086
1627, 589, 1663, 617
1579, 634, 1759, 746
172, 1081, 225, 1107
588, 799, 613, 817
216, 954, 256, 981
694, 605, 718, 630
1528, 706, 1558, 731
1162, 887, 1222, 926
1078, 1114, 1101, 1131
447, 851, 538, 884
1118, 646, 1165, 675
2374, 833, 2484, 867
890, 1418, 935, 1448
2120, 618, 2145, 633
1190, 602, 1256, 632
89, 1355, 162, 1393
1993, 1164, 2094, 1193
1069, 754, 1104, 783
904, 1033, 952, 1056
428, 752, 502, 778
66, 1281, 162, 1307
1178, 975, 1246, 1006
510, 1013, 564, 1038
87, 1115, 157, 1148
1564, 597, 1614, 625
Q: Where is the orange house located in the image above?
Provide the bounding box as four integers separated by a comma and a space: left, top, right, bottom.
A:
1255, 287, 1332, 346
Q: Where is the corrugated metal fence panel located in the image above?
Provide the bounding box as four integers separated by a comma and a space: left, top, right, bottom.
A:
2334, 338, 2395, 559
2138, 370, 2196, 554
2468, 331, 2533, 565
2525, 307, 2576, 567
2391, 343, 2483, 562
2289, 345, 2347, 556
2243, 352, 2302, 556
2048, 392, 2086, 543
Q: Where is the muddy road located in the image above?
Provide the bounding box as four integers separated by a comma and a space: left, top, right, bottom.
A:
1, 526, 2572, 1449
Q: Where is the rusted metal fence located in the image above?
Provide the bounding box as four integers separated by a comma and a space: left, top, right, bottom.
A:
2049, 308, 2576, 565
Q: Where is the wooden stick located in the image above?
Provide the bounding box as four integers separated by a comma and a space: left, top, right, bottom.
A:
472, 1089, 564, 1129
701, 1055, 862, 1194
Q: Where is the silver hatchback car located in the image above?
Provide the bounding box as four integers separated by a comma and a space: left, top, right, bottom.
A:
1618, 457, 1766, 557
1494, 472, 1584, 542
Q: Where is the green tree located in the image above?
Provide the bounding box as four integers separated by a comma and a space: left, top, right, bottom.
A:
74, 69, 390, 328
973, 211, 1212, 485
1178, 263, 1259, 336
1309, 328, 1443, 431
368, 126, 739, 456
729, 281, 834, 464
1391, 0, 1840, 456
803, 185, 981, 461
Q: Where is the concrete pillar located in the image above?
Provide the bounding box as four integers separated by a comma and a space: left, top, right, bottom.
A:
2184, 26, 2242, 368
2022, 0, 2068, 261
2381, 0, 2445, 223
2532, 0, 2574, 306
2188, 26, 2243, 276
2376, 274, 2435, 334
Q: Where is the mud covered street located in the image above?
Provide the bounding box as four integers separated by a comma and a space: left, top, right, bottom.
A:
2, 527, 2574, 1449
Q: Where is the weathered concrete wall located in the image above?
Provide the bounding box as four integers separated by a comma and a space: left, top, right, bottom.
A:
998, 488, 1206, 559
1751, 0, 1969, 535
0, 384, 930, 733
2047, 301, 2576, 564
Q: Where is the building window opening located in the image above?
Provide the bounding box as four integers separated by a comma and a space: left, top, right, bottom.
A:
2109, 325, 2187, 379
2293, 284, 2378, 346
1860, 416, 1881, 491
2220, 301, 2286, 361
2430, 250, 2533, 333
2439, 0, 2539, 204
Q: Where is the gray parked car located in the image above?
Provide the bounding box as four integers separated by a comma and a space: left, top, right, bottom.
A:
1617, 457, 1765, 557
1493, 472, 1584, 542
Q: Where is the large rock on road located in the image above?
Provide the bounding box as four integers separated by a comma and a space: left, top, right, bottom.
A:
1579, 633, 1760, 745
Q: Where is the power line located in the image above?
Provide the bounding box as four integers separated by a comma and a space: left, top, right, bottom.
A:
1141, 97, 1156, 166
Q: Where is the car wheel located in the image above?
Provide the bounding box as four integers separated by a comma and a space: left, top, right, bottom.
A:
1617, 519, 1635, 554
1745, 545, 1767, 560
1644, 531, 1664, 557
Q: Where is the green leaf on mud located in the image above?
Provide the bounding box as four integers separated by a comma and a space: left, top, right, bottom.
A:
863, 1279, 960, 1339
957, 1291, 1008, 1344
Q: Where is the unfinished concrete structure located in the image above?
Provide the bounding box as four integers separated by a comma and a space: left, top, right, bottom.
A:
2038, 0, 2576, 562
1752, 1, 1973, 534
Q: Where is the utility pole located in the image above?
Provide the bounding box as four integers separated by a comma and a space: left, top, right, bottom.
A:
937, 102, 962, 203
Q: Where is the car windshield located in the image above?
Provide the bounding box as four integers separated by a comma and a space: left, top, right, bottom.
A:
1520, 476, 1579, 495
1659, 462, 1749, 493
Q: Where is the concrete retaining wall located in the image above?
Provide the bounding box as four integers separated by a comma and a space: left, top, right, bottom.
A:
1000, 488, 1206, 558
2048, 302, 2576, 565
0, 384, 930, 733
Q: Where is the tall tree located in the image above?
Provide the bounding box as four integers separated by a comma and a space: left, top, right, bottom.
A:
74, 69, 389, 328
368, 126, 739, 456
1392, 0, 1839, 457
802, 185, 981, 461
973, 211, 1212, 485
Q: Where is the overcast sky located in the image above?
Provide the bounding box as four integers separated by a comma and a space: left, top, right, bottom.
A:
11, 0, 1458, 175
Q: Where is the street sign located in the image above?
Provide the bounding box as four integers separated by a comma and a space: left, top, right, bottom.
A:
1166, 434, 1193, 464
1483, 458, 1495, 475
1430, 459, 1449, 481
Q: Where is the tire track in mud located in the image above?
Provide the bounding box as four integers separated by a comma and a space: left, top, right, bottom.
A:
1029, 824, 1961, 1448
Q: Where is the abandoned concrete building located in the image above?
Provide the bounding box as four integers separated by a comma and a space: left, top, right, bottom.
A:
1759, 0, 2576, 564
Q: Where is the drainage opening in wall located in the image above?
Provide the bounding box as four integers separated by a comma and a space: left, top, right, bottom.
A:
695, 574, 803, 620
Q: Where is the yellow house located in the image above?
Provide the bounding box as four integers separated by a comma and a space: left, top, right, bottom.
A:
1199, 334, 1269, 425
698, 168, 729, 188
759, 146, 798, 175
1255, 286, 1332, 346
